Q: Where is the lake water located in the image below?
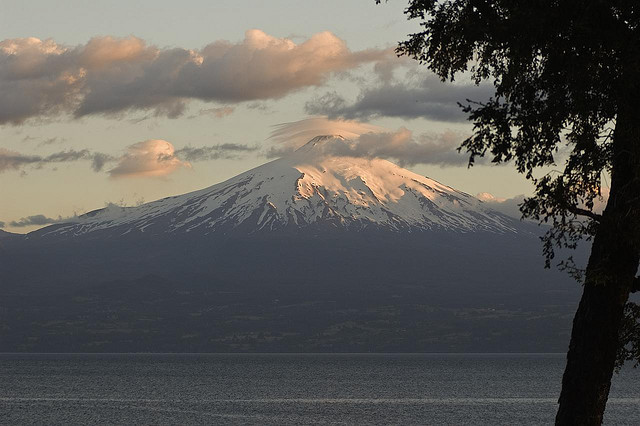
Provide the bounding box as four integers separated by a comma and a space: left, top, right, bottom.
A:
1, 353, 639, 425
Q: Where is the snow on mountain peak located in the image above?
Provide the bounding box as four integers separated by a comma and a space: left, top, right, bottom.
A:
294, 134, 347, 155
42, 135, 520, 237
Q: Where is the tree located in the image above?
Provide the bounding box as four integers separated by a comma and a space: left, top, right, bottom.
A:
379, 1, 640, 424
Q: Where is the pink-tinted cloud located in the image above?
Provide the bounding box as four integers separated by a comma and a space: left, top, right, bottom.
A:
324, 128, 471, 166
108, 139, 190, 178
0, 31, 390, 124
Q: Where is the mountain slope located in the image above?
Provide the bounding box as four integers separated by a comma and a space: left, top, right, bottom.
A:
38, 135, 519, 239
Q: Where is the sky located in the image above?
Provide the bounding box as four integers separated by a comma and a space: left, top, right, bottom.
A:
0, 0, 534, 233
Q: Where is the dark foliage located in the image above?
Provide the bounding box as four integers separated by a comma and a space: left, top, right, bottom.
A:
616, 300, 640, 371
389, 0, 633, 264
383, 0, 640, 355
380, 1, 640, 423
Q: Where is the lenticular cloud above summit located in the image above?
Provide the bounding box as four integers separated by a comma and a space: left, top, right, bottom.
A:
268, 117, 386, 155
268, 117, 469, 166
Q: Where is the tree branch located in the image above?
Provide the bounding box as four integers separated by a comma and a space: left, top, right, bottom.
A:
632, 277, 640, 293
567, 206, 602, 222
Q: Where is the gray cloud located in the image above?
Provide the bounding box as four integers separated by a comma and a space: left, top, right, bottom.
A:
246, 102, 270, 112
0, 221, 5, 228
175, 143, 258, 161
8, 214, 73, 228
0, 148, 100, 172
198, 106, 234, 118
91, 152, 115, 172
314, 128, 472, 167
42, 150, 93, 163
0, 31, 389, 124
372, 55, 413, 83
0, 150, 39, 171
39, 137, 64, 146
305, 75, 493, 122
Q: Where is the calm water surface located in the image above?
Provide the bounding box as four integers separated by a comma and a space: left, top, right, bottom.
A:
1, 353, 639, 425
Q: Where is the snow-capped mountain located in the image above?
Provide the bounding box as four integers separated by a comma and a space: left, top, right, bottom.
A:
4, 136, 581, 354
38, 135, 520, 238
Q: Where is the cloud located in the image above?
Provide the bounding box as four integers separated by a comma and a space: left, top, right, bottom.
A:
266, 118, 470, 166
0, 31, 389, 124
0, 221, 5, 228
107, 140, 257, 178
319, 128, 471, 167
477, 193, 526, 219
1, 139, 256, 175
0, 147, 101, 172
175, 143, 257, 161
108, 139, 190, 178
268, 116, 385, 156
8, 214, 73, 227
478, 186, 610, 220
371, 55, 413, 83
38, 137, 64, 146
198, 106, 234, 118
246, 102, 271, 112
305, 74, 493, 122
91, 152, 115, 172
0, 149, 40, 171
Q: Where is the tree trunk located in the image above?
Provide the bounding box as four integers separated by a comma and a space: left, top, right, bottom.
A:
555, 102, 640, 424
555, 240, 638, 424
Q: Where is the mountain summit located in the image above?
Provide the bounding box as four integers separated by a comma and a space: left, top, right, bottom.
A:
40, 135, 519, 238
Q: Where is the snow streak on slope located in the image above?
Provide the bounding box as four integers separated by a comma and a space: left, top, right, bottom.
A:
42, 135, 519, 237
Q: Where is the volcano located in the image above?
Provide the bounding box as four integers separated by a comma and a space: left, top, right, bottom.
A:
1, 135, 581, 353
35, 135, 521, 239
